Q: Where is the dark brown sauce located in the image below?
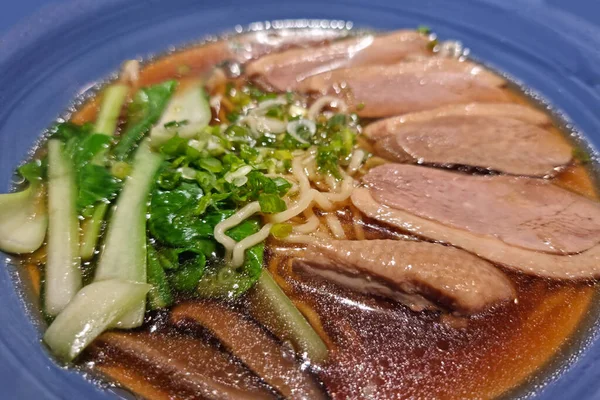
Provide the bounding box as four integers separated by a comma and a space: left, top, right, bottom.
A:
21, 31, 600, 399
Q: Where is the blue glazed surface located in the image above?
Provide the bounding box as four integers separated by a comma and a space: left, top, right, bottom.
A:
1, 0, 600, 398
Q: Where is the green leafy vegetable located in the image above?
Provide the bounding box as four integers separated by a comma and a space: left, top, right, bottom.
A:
157, 243, 215, 267
49, 123, 122, 214
258, 193, 287, 213
159, 135, 188, 157
48, 123, 117, 259
271, 177, 292, 196
315, 128, 355, 180
147, 243, 174, 310
169, 250, 206, 292
317, 147, 343, 179
326, 113, 347, 130
156, 166, 182, 190
265, 105, 285, 120
68, 133, 120, 213
149, 182, 215, 246
76, 164, 121, 213
113, 80, 177, 160
197, 218, 264, 299
197, 157, 223, 173
148, 232, 214, 301
140, 82, 360, 304
69, 133, 112, 166
270, 223, 292, 239
230, 171, 291, 206
18, 159, 45, 183
50, 121, 93, 142
239, 144, 260, 162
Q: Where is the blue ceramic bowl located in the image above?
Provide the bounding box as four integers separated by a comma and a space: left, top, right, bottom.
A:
1, 0, 600, 398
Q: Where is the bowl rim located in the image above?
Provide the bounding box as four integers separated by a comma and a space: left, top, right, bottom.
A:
1, 0, 600, 398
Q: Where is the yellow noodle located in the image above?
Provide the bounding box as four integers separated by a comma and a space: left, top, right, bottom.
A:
284, 234, 320, 245
313, 190, 334, 210
302, 152, 317, 166
322, 176, 355, 203
350, 205, 366, 240
306, 161, 318, 181
313, 180, 330, 191
347, 149, 366, 175
274, 148, 356, 229
325, 174, 339, 191
293, 208, 320, 234
292, 157, 311, 193
325, 214, 346, 239
270, 190, 316, 223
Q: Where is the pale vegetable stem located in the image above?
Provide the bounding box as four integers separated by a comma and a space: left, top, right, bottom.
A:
45, 139, 82, 317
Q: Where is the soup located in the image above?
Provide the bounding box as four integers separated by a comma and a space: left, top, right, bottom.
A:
2, 25, 599, 400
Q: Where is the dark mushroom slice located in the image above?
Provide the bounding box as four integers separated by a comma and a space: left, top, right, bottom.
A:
86, 330, 276, 400
171, 301, 328, 400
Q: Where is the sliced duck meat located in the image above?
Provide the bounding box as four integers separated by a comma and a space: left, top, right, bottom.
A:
245, 30, 431, 91
364, 164, 600, 254
297, 59, 509, 118
139, 28, 347, 85
352, 165, 600, 279
232, 28, 349, 62
371, 115, 572, 176
171, 301, 327, 400
364, 103, 551, 139
87, 331, 275, 400
295, 238, 515, 315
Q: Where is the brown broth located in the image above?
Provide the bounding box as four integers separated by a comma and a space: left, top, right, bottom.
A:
24, 31, 600, 399
267, 220, 596, 399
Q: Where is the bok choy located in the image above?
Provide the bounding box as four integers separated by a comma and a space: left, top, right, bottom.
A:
93, 140, 163, 328
0, 161, 47, 254
150, 84, 212, 147
80, 83, 129, 260
43, 279, 150, 361
45, 140, 82, 317
94, 84, 129, 136
248, 270, 329, 363
113, 81, 177, 160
